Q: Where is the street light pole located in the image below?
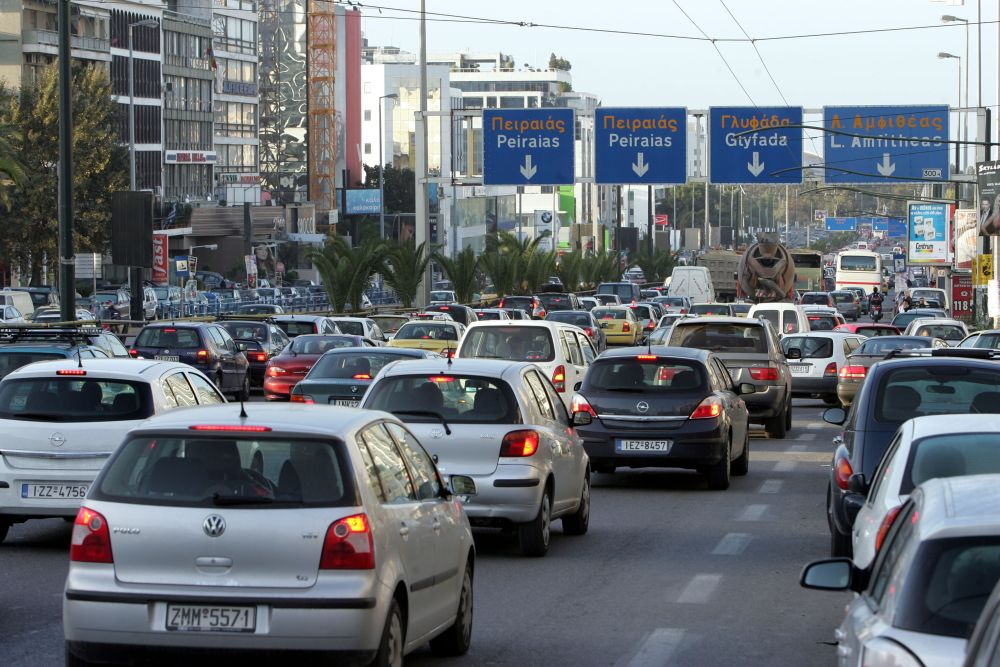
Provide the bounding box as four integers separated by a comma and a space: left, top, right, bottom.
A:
128, 19, 157, 191
938, 52, 962, 172
377, 93, 398, 240
943, 15, 971, 169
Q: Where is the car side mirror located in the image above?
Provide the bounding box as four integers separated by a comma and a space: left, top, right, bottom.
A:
847, 472, 868, 496
799, 559, 854, 591
572, 410, 593, 426
786, 347, 802, 360
823, 407, 847, 425
449, 475, 477, 497
737, 382, 757, 395
237, 342, 248, 351
574, 381, 582, 392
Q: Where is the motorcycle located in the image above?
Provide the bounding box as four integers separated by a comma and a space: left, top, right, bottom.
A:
870, 302, 882, 323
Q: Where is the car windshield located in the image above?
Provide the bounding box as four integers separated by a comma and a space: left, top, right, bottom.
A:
689, 304, 728, 316
900, 433, 1000, 494
502, 297, 533, 309
238, 305, 275, 315
832, 293, 854, 304
806, 315, 838, 331
395, 322, 458, 341
94, 437, 355, 508
586, 358, 707, 392
372, 316, 408, 333
537, 294, 572, 310
289, 336, 356, 354
856, 338, 930, 355
220, 322, 267, 341
309, 352, 417, 379
657, 297, 687, 307
800, 294, 829, 304
460, 326, 554, 362
135, 327, 201, 348
277, 320, 319, 337
855, 327, 897, 337
781, 336, 832, 359
598, 284, 634, 299
915, 325, 965, 341
895, 537, 1000, 639
874, 366, 1000, 424
476, 311, 505, 321
670, 323, 767, 353
965, 333, 1000, 350
0, 378, 152, 422
731, 303, 751, 314
333, 320, 365, 336
430, 291, 454, 302
547, 312, 591, 327
153, 287, 170, 299
593, 308, 628, 320
752, 309, 800, 334
629, 306, 653, 319
0, 352, 64, 380
365, 375, 521, 424
840, 255, 877, 271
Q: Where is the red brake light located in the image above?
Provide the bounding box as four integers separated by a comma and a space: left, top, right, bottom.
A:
749, 367, 778, 381
188, 425, 273, 432
440, 306, 450, 310
834, 456, 853, 490
622, 322, 631, 333
646, 322, 655, 330
570, 394, 597, 417
57, 369, 87, 376
163, 328, 177, 333
267, 366, 285, 377
838, 365, 866, 380
824, 362, 838, 378
500, 429, 539, 457
690, 397, 723, 419
875, 505, 903, 554
498, 298, 505, 307
428, 375, 455, 383
352, 373, 371, 380
583, 326, 594, 337
290, 394, 314, 404
552, 365, 566, 392
70, 507, 113, 564
253, 352, 267, 362
636, 355, 657, 361
196, 349, 208, 359
320, 513, 375, 569
128, 349, 139, 357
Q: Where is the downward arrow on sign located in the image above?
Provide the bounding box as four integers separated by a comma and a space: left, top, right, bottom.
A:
632, 152, 649, 178
747, 152, 765, 177
875, 153, 896, 177
519, 155, 537, 180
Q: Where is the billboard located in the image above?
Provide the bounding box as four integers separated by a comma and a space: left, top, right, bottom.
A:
152, 234, 168, 283
907, 202, 949, 264
344, 188, 381, 215
954, 209, 977, 272
976, 161, 1000, 236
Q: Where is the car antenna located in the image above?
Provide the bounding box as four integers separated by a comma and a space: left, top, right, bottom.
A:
446, 346, 453, 367
76, 346, 83, 369
239, 396, 248, 419
647, 331, 653, 356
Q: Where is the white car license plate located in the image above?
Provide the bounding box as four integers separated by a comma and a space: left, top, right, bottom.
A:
789, 365, 810, 375
333, 399, 360, 407
21, 483, 89, 499
615, 439, 673, 453
166, 604, 256, 633
155, 355, 180, 362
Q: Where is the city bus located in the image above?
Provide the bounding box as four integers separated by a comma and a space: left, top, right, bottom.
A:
835, 250, 884, 292
788, 249, 823, 292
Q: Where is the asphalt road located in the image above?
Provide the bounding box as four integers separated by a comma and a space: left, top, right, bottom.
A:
1, 398, 849, 666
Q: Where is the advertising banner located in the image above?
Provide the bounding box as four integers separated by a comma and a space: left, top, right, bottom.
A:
977, 161, 1000, 235
952, 274, 973, 322
954, 208, 977, 271
344, 189, 381, 215
907, 202, 949, 264
152, 235, 168, 283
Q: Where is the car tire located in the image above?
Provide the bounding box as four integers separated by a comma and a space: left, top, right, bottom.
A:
593, 464, 616, 475
707, 438, 731, 490
0, 519, 9, 544
830, 527, 853, 558
766, 405, 787, 439
429, 561, 474, 657
823, 395, 839, 406
731, 429, 750, 477
785, 401, 793, 431
518, 491, 552, 557
371, 599, 404, 667
562, 475, 590, 536
65, 644, 96, 667
236, 374, 250, 402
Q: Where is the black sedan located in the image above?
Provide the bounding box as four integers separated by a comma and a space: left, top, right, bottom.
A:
571, 346, 754, 490
219, 320, 290, 387
289, 347, 438, 406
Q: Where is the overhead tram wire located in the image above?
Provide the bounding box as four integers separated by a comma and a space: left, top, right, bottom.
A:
671, 0, 757, 106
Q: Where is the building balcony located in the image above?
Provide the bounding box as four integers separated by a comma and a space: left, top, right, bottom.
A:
22, 29, 109, 53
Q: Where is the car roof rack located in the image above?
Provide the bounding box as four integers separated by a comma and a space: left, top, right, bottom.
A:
217, 315, 276, 323
0, 326, 103, 344
884, 347, 1000, 361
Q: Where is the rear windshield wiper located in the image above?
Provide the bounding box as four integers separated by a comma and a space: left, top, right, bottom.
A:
604, 387, 645, 392
212, 493, 275, 506
393, 409, 451, 435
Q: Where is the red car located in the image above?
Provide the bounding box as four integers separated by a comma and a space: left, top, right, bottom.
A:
263, 334, 370, 400
832, 323, 901, 337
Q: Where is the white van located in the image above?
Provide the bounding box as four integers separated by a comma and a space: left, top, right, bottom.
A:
666, 266, 714, 304
747, 302, 811, 335
0, 290, 35, 317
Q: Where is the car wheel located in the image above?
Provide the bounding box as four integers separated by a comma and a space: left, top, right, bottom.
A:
0, 518, 9, 543
65, 644, 97, 667
706, 438, 731, 490
371, 599, 404, 667
766, 403, 788, 439
429, 561, 474, 657
823, 395, 839, 406
562, 475, 590, 536
518, 491, 552, 557
830, 526, 853, 558
236, 374, 250, 402
731, 428, 750, 477
785, 401, 793, 430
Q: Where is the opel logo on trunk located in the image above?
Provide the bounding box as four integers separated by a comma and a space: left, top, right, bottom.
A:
203, 514, 226, 537
49, 432, 66, 447
636, 401, 650, 414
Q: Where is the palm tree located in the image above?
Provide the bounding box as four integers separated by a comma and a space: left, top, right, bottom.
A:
579, 252, 621, 290
432, 246, 480, 304
487, 231, 551, 295
523, 249, 557, 294
381, 239, 430, 308
630, 247, 678, 285
554, 251, 583, 292
307, 236, 385, 313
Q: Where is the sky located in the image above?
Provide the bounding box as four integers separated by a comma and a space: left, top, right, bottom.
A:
357, 0, 996, 112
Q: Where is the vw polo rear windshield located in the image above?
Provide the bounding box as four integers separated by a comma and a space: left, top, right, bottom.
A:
459, 326, 554, 362
0, 378, 153, 422
669, 322, 767, 353
93, 436, 357, 508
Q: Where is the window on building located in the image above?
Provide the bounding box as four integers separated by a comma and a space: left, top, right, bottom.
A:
364, 143, 371, 154
363, 109, 371, 121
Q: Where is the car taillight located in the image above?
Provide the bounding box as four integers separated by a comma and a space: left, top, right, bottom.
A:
571, 394, 597, 417
680, 308, 687, 314
749, 367, 778, 381
690, 397, 723, 419
839, 365, 866, 380
834, 455, 853, 490
352, 373, 371, 380
196, 349, 208, 360
128, 349, 138, 357
583, 326, 594, 337
290, 394, 314, 404
266, 366, 285, 377
320, 513, 375, 570
824, 362, 838, 378
875, 505, 903, 554
500, 429, 539, 457
622, 321, 631, 333
498, 298, 505, 308
552, 365, 566, 392
253, 352, 267, 362
70, 507, 113, 564
57, 369, 87, 376
646, 321, 655, 330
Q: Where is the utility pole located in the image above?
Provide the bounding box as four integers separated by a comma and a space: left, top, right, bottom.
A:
703, 181, 710, 250
646, 185, 653, 253
413, 0, 430, 306
57, 0, 74, 320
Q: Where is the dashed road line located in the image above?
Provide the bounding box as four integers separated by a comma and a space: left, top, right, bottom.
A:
758, 479, 783, 494
677, 574, 722, 604
737, 504, 769, 521
786, 444, 808, 453
773, 460, 797, 473
711, 533, 752, 556
796, 432, 818, 441
626, 628, 686, 667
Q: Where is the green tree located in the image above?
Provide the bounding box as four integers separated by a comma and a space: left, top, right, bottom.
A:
362, 164, 415, 214
629, 247, 677, 284
381, 238, 431, 308
548, 53, 572, 71
307, 237, 385, 313
0, 65, 126, 282
433, 246, 480, 304
485, 231, 552, 295
579, 252, 622, 289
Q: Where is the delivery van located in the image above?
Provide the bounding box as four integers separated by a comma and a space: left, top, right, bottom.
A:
666, 266, 715, 304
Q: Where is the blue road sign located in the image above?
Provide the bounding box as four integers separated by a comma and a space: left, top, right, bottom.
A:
823, 105, 949, 183
483, 109, 574, 185
888, 221, 907, 238
709, 107, 803, 184
825, 217, 856, 231
872, 218, 890, 232
594, 108, 686, 184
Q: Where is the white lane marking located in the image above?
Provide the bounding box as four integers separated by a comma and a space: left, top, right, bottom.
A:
758, 479, 783, 494
773, 460, 797, 473
677, 574, 723, 603
711, 533, 752, 556
786, 444, 808, 453
807, 423, 823, 429
737, 504, 769, 521
796, 432, 818, 441
627, 628, 686, 667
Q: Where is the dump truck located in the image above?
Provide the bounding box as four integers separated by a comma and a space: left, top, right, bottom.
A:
695, 252, 741, 302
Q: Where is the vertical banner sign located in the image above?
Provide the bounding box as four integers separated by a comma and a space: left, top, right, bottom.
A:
152, 234, 168, 284
907, 202, 949, 264
953, 209, 977, 272
976, 161, 1000, 236
952, 274, 973, 322
482, 109, 575, 185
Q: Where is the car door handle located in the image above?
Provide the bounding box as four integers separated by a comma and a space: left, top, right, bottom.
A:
431, 518, 442, 532
398, 523, 410, 537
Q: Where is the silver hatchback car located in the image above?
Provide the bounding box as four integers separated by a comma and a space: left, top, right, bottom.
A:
63, 403, 475, 666
361, 359, 591, 557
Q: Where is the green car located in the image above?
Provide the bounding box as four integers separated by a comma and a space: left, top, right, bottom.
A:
290, 347, 438, 406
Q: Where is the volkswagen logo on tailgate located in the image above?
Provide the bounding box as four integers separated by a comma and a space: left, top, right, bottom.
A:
203, 514, 226, 537
636, 401, 650, 414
